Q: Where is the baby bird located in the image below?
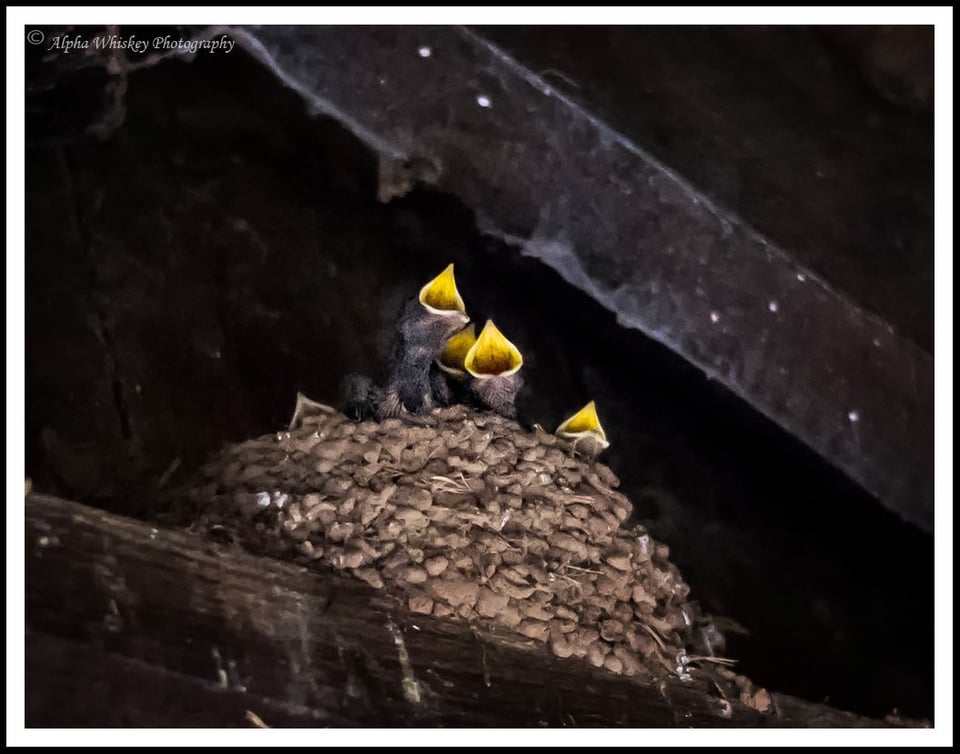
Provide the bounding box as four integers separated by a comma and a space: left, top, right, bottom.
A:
338, 372, 382, 422
463, 319, 524, 419
379, 263, 471, 418
555, 400, 610, 458
433, 322, 477, 406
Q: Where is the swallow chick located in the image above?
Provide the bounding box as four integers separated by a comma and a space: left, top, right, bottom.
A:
433, 322, 477, 406
463, 319, 524, 419
379, 263, 471, 418
555, 400, 610, 458
338, 373, 382, 422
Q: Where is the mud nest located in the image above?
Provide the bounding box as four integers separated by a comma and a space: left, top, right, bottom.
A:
160, 400, 743, 688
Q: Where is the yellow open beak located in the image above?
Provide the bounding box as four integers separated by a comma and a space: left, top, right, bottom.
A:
464, 320, 523, 378
556, 400, 610, 448
437, 324, 477, 376
419, 263, 467, 317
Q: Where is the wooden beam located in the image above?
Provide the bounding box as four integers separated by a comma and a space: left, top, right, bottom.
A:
24, 494, 901, 727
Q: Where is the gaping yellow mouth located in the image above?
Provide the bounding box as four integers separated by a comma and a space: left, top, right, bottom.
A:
556, 400, 610, 448
464, 320, 523, 378
437, 324, 477, 375
419, 263, 467, 316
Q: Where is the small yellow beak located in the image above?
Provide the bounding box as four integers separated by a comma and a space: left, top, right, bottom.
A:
419, 263, 467, 316
437, 324, 477, 375
556, 400, 610, 448
464, 320, 523, 378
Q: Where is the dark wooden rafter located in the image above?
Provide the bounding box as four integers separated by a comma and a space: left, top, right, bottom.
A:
24, 494, 911, 728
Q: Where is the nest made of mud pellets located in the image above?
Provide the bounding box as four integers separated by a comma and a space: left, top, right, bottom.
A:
160, 401, 747, 689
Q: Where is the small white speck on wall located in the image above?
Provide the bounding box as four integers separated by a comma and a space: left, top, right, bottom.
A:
768, 301, 779, 313
418, 46, 431, 58
709, 311, 720, 323
848, 410, 860, 423
476, 94, 492, 108
797, 273, 806, 282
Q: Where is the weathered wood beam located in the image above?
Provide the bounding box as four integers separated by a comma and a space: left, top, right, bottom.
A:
24, 494, 900, 727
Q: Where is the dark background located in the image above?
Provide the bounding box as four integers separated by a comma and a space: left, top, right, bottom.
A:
24, 25, 934, 720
